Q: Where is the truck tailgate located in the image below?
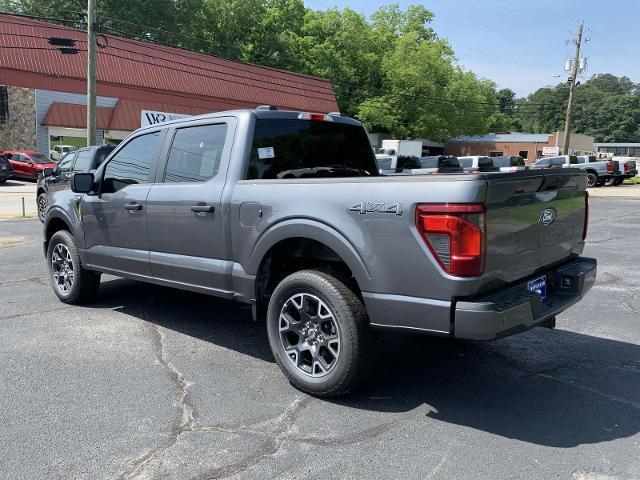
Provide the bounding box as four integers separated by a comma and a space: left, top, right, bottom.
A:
483, 170, 587, 286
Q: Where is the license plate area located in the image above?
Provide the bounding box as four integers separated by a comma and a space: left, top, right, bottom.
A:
527, 275, 547, 299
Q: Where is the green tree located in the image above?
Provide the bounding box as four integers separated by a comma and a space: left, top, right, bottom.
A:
2, 0, 506, 140
515, 74, 640, 142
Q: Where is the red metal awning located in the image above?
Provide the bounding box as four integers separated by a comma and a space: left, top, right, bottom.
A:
41, 100, 220, 132
42, 102, 113, 129
108, 100, 212, 131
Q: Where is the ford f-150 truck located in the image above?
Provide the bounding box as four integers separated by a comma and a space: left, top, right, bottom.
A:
42, 108, 596, 397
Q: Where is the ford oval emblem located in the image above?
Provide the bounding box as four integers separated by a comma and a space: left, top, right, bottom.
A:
539, 208, 556, 225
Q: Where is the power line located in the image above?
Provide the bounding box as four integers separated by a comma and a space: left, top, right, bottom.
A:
0, 40, 571, 114
2, 12, 563, 107
0, 14, 598, 118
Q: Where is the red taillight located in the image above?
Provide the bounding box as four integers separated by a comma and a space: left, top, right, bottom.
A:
583, 191, 589, 240
416, 204, 486, 277
624, 162, 630, 172
607, 161, 613, 172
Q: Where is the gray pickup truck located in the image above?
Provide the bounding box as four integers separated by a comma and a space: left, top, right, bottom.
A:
531, 154, 619, 188
43, 108, 596, 397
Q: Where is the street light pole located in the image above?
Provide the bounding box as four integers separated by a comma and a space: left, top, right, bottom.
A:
562, 21, 583, 156
86, 0, 97, 146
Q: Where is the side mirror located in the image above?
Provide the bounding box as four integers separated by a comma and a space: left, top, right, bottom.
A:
71, 172, 95, 193
43, 167, 54, 177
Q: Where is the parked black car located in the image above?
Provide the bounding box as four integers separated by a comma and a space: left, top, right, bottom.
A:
419, 155, 464, 173
36, 145, 115, 222
0, 153, 13, 183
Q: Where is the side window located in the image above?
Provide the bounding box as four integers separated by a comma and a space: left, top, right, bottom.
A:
569, 156, 579, 164
536, 158, 550, 166
73, 150, 92, 172
103, 131, 162, 193
57, 152, 77, 173
164, 123, 227, 183
478, 157, 494, 168
459, 158, 473, 168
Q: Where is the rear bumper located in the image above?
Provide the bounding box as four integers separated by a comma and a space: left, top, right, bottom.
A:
454, 257, 597, 340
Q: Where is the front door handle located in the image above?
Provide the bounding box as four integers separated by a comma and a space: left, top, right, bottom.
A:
191, 205, 215, 213
124, 203, 142, 211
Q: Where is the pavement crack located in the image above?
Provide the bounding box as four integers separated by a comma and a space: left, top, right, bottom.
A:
118, 307, 197, 480
190, 395, 314, 480
622, 292, 639, 314
0, 305, 71, 321
287, 419, 400, 446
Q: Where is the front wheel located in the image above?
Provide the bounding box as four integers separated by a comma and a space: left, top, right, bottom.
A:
266, 269, 374, 397
47, 230, 101, 304
37, 193, 47, 222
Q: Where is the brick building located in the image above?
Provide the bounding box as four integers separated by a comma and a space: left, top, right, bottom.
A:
0, 13, 338, 156
444, 131, 594, 163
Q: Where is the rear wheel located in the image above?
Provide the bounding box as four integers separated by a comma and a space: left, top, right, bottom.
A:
613, 178, 624, 186
37, 193, 47, 222
266, 269, 374, 397
586, 173, 598, 188
603, 178, 615, 187
47, 230, 101, 304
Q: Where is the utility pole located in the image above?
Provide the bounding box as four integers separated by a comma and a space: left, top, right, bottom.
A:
86, 0, 97, 146
562, 21, 583, 155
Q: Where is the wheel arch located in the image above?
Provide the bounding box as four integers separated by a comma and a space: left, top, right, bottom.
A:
248, 219, 372, 320
43, 209, 77, 254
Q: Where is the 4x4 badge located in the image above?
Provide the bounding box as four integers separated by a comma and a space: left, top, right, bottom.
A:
349, 202, 404, 216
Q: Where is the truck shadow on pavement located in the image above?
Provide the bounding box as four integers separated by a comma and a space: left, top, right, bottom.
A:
95, 277, 640, 449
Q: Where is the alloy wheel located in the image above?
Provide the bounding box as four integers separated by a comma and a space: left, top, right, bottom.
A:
51, 243, 74, 295
279, 293, 341, 377
38, 195, 47, 220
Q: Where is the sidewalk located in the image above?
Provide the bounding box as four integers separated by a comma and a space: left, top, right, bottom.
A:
0, 180, 38, 219
588, 183, 640, 199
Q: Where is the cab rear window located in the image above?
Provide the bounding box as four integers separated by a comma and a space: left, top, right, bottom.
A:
247, 119, 378, 179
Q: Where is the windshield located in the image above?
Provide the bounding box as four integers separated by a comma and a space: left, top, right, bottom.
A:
376, 157, 392, 170
31, 153, 53, 164
247, 119, 378, 179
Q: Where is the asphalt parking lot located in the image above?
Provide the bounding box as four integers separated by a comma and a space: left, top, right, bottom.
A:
1, 197, 639, 480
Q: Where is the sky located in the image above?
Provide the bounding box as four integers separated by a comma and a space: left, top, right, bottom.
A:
303, 0, 640, 97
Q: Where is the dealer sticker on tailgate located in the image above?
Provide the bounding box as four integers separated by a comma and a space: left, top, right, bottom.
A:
527, 275, 547, 299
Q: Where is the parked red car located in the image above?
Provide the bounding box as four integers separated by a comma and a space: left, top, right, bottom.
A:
1, 150, 57, 180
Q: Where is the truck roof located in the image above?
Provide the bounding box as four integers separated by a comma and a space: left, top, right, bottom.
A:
135, 108, 362, 133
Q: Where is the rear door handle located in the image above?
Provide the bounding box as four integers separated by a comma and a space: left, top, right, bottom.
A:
124, 203, 142, 211
191, 205, 215, 213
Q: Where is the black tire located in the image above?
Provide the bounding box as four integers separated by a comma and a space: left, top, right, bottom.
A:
586, 173, 598, 188
37, 192, 47, 223
603, 178, 615, 187
266, 269, 374, 397
47, 230, 101, 304
613, 178, 624, 186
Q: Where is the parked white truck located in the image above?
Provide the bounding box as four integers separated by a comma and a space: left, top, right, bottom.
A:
379, 140, 423, 158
